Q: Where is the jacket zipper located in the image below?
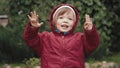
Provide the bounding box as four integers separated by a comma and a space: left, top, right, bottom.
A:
62, 36, 65, 68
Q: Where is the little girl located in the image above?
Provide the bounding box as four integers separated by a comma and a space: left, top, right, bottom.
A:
24, 4, 100, 68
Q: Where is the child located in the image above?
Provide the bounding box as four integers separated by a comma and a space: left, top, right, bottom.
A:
24, 4, 100, 68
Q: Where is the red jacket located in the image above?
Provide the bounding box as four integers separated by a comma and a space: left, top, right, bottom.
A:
24, 4, 100, 68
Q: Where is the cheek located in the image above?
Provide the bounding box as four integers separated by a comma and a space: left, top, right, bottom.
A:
55, 21, 61, 28
56, 20, 61, 25
69, 22, 74, 27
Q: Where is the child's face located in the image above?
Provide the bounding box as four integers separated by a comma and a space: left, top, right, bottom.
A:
55, 11, 74, 32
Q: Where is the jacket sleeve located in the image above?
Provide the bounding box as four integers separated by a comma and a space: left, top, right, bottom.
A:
23, 22, 42, 57
81, 25, 100, 56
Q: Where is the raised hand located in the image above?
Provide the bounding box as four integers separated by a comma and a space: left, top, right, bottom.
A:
27, 11, 43, 28
84, 14, 93, 30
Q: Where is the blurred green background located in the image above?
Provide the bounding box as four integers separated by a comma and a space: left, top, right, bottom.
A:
0, 0, 120, 65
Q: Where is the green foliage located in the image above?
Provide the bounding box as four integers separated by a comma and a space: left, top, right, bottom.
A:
0, 25, 35, 63
24, 57, 40, 68
0, 0, 9, 14
102, 0, 120, 52
0, 0, 120, 63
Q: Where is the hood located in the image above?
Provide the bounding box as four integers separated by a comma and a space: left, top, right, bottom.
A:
49, 4, 79, 33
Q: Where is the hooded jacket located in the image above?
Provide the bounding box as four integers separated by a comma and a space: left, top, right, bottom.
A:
24, 4, 100, 68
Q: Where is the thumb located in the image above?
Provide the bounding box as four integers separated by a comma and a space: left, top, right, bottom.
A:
39, 22, 43, 27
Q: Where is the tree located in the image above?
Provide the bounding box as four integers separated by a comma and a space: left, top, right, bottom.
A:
101, 0, 120, 52
0, 0, 9, 14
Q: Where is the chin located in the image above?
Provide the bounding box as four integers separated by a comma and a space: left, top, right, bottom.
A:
60, 30, 70, 32
58, 28, 71, 32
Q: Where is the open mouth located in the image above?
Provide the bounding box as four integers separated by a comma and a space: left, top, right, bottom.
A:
61, 25, 69, 28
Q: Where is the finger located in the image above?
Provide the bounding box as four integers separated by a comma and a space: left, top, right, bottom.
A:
84, 22, 88, 28
84, 23, 90, 30
36, 15, 39, 18
37, 15, 39, 17
27, 15, 32, 20
38, 22, 43, 27
40, 22, 43, 25
31, 12, 34, 17
85, 14, 90, 22
33, 11, 38, 19
85, 14, 89, 18
84, 25, 88, 30
32, 11, 37, 18
85, 14, 89, 21
34, 10, 37, 16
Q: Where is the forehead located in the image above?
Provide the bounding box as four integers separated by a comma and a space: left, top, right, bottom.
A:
59, 11, 74, 18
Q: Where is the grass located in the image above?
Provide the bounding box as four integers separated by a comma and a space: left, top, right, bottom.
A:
10, 63, 25, 67
102, 53, 120, 66
0, 63, 25, 68
88, 52, 120, 66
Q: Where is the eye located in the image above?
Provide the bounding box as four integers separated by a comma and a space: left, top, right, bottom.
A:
59, 16, 63, 19
68, 18, 73, 20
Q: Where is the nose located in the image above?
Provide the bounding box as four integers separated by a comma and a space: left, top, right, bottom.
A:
63, 18, 68, 23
